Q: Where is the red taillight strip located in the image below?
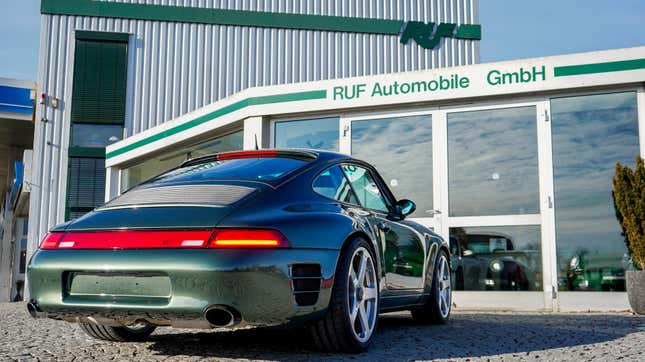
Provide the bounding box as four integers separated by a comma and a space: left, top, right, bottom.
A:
215, 150, 279, 161
40, 230, 215, 250
38, 229, 290, 249
39, 232, 64, 249
210, 229, 290, 248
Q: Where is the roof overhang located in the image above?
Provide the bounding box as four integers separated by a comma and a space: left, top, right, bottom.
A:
106, 46, 645, 168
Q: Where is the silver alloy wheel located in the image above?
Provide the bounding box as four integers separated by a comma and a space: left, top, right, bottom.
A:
437, 255, 451, 318
347, 246, 378, 343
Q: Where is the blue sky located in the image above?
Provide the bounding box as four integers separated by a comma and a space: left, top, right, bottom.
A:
1, 0, 644, 80
480, 0, 645, 62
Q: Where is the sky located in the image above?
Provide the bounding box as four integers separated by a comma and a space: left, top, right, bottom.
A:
0, 0, 644, 80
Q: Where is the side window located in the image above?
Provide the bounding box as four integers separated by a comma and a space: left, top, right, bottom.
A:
313, 166, 359, 204
341, 164, 389, 213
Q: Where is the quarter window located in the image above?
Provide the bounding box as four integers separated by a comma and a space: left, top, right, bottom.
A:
341, 165, 389, 213
312, 166, 358, 204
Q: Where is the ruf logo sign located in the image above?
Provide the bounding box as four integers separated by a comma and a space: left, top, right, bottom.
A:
400, 22, 481, 49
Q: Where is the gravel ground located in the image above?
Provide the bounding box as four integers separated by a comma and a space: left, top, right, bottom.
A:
1, 302, 644, 361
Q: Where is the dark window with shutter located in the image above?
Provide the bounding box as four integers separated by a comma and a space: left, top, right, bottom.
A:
71, 38, 128, 124
66, 32, 128, 220
66, 157, 107, 220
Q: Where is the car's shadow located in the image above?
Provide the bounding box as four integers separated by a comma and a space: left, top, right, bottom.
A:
146, 312, 644, 361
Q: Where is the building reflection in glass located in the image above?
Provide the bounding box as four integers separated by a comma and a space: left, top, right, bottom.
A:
551, 92, 638, 292
351, 115, 432, 218
448, 106, 540, 216
274, 117, 339, 151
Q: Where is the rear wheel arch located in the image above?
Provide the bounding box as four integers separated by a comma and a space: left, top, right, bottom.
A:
340, 231, 381, 277
423, 244, 451, 294
310, 236, 379, 352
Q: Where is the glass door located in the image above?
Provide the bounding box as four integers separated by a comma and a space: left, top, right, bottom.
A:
549, 91, 640, 311
439, 101, 554, 310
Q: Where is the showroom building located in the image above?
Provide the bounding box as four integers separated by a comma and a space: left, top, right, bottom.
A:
28, 0, 645, 311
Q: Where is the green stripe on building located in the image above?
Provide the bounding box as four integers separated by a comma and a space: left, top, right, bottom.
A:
41, 0, 404, 35
554, 58, 645, 77
106, 90, 327, 159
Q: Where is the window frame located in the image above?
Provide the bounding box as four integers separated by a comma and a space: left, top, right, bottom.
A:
65, 31, 129, 221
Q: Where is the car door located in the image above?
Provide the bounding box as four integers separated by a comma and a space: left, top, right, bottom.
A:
340, 163, 425, 291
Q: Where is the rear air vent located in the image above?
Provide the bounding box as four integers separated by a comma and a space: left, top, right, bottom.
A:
101, 184, 255, 209
290, 263, 322, 306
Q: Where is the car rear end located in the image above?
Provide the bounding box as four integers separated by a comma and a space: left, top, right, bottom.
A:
27, 150, 338, 329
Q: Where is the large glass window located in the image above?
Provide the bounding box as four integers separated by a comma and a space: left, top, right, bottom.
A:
341, 165, 389, 213
551, 92, 639, 292
351, 115, 432, 218
448, 106, 539, 216
274, 117, 339, 151
121, 131, 243, 191
450, 226, 542, 291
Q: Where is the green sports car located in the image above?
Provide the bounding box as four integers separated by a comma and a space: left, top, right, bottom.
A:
27, 149, 451, 352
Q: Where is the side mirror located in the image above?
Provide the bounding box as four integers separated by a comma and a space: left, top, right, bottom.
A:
396, 199, 416, 217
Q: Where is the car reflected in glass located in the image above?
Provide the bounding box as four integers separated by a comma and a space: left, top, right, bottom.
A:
450, 228, 542, 291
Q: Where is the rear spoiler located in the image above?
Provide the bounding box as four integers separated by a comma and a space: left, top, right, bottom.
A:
180, 150, 319, 168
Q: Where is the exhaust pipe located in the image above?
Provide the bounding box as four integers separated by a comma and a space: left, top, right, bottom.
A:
204, 305, 240, 328
27, 302, 46, 319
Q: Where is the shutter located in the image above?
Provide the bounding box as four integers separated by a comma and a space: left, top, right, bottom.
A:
66, 157, 106, 220
71, 39, 127, 124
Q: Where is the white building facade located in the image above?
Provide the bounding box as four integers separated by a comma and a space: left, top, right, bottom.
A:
30, 0, 645, 311
104, 47, 645, 312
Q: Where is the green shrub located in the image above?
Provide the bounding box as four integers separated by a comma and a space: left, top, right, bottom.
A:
613, 157, 645, 270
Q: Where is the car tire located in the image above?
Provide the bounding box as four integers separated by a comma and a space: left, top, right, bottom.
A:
411, 249, 451, 324
309, 237, 379, 353
79, 322, 156, 342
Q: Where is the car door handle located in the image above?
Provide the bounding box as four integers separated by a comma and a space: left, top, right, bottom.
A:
377, 222, 391, 232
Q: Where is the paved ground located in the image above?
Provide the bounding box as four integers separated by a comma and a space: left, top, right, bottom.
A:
1, 302, 644, 361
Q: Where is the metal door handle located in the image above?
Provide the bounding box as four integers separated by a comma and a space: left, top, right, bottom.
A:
377, 222, 391, 232
425, 209, 442, 215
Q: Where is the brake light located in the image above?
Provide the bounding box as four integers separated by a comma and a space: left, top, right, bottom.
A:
37, 229, 289, 249
215, 150, 279, 161
209, 229, 290, 248
39, 232, 64, 249
46, 230, 215, 249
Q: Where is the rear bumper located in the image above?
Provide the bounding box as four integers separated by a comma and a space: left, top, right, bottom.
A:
27, 248, 339, 328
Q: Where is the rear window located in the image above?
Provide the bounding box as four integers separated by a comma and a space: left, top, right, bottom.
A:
149, 157, 310, 184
